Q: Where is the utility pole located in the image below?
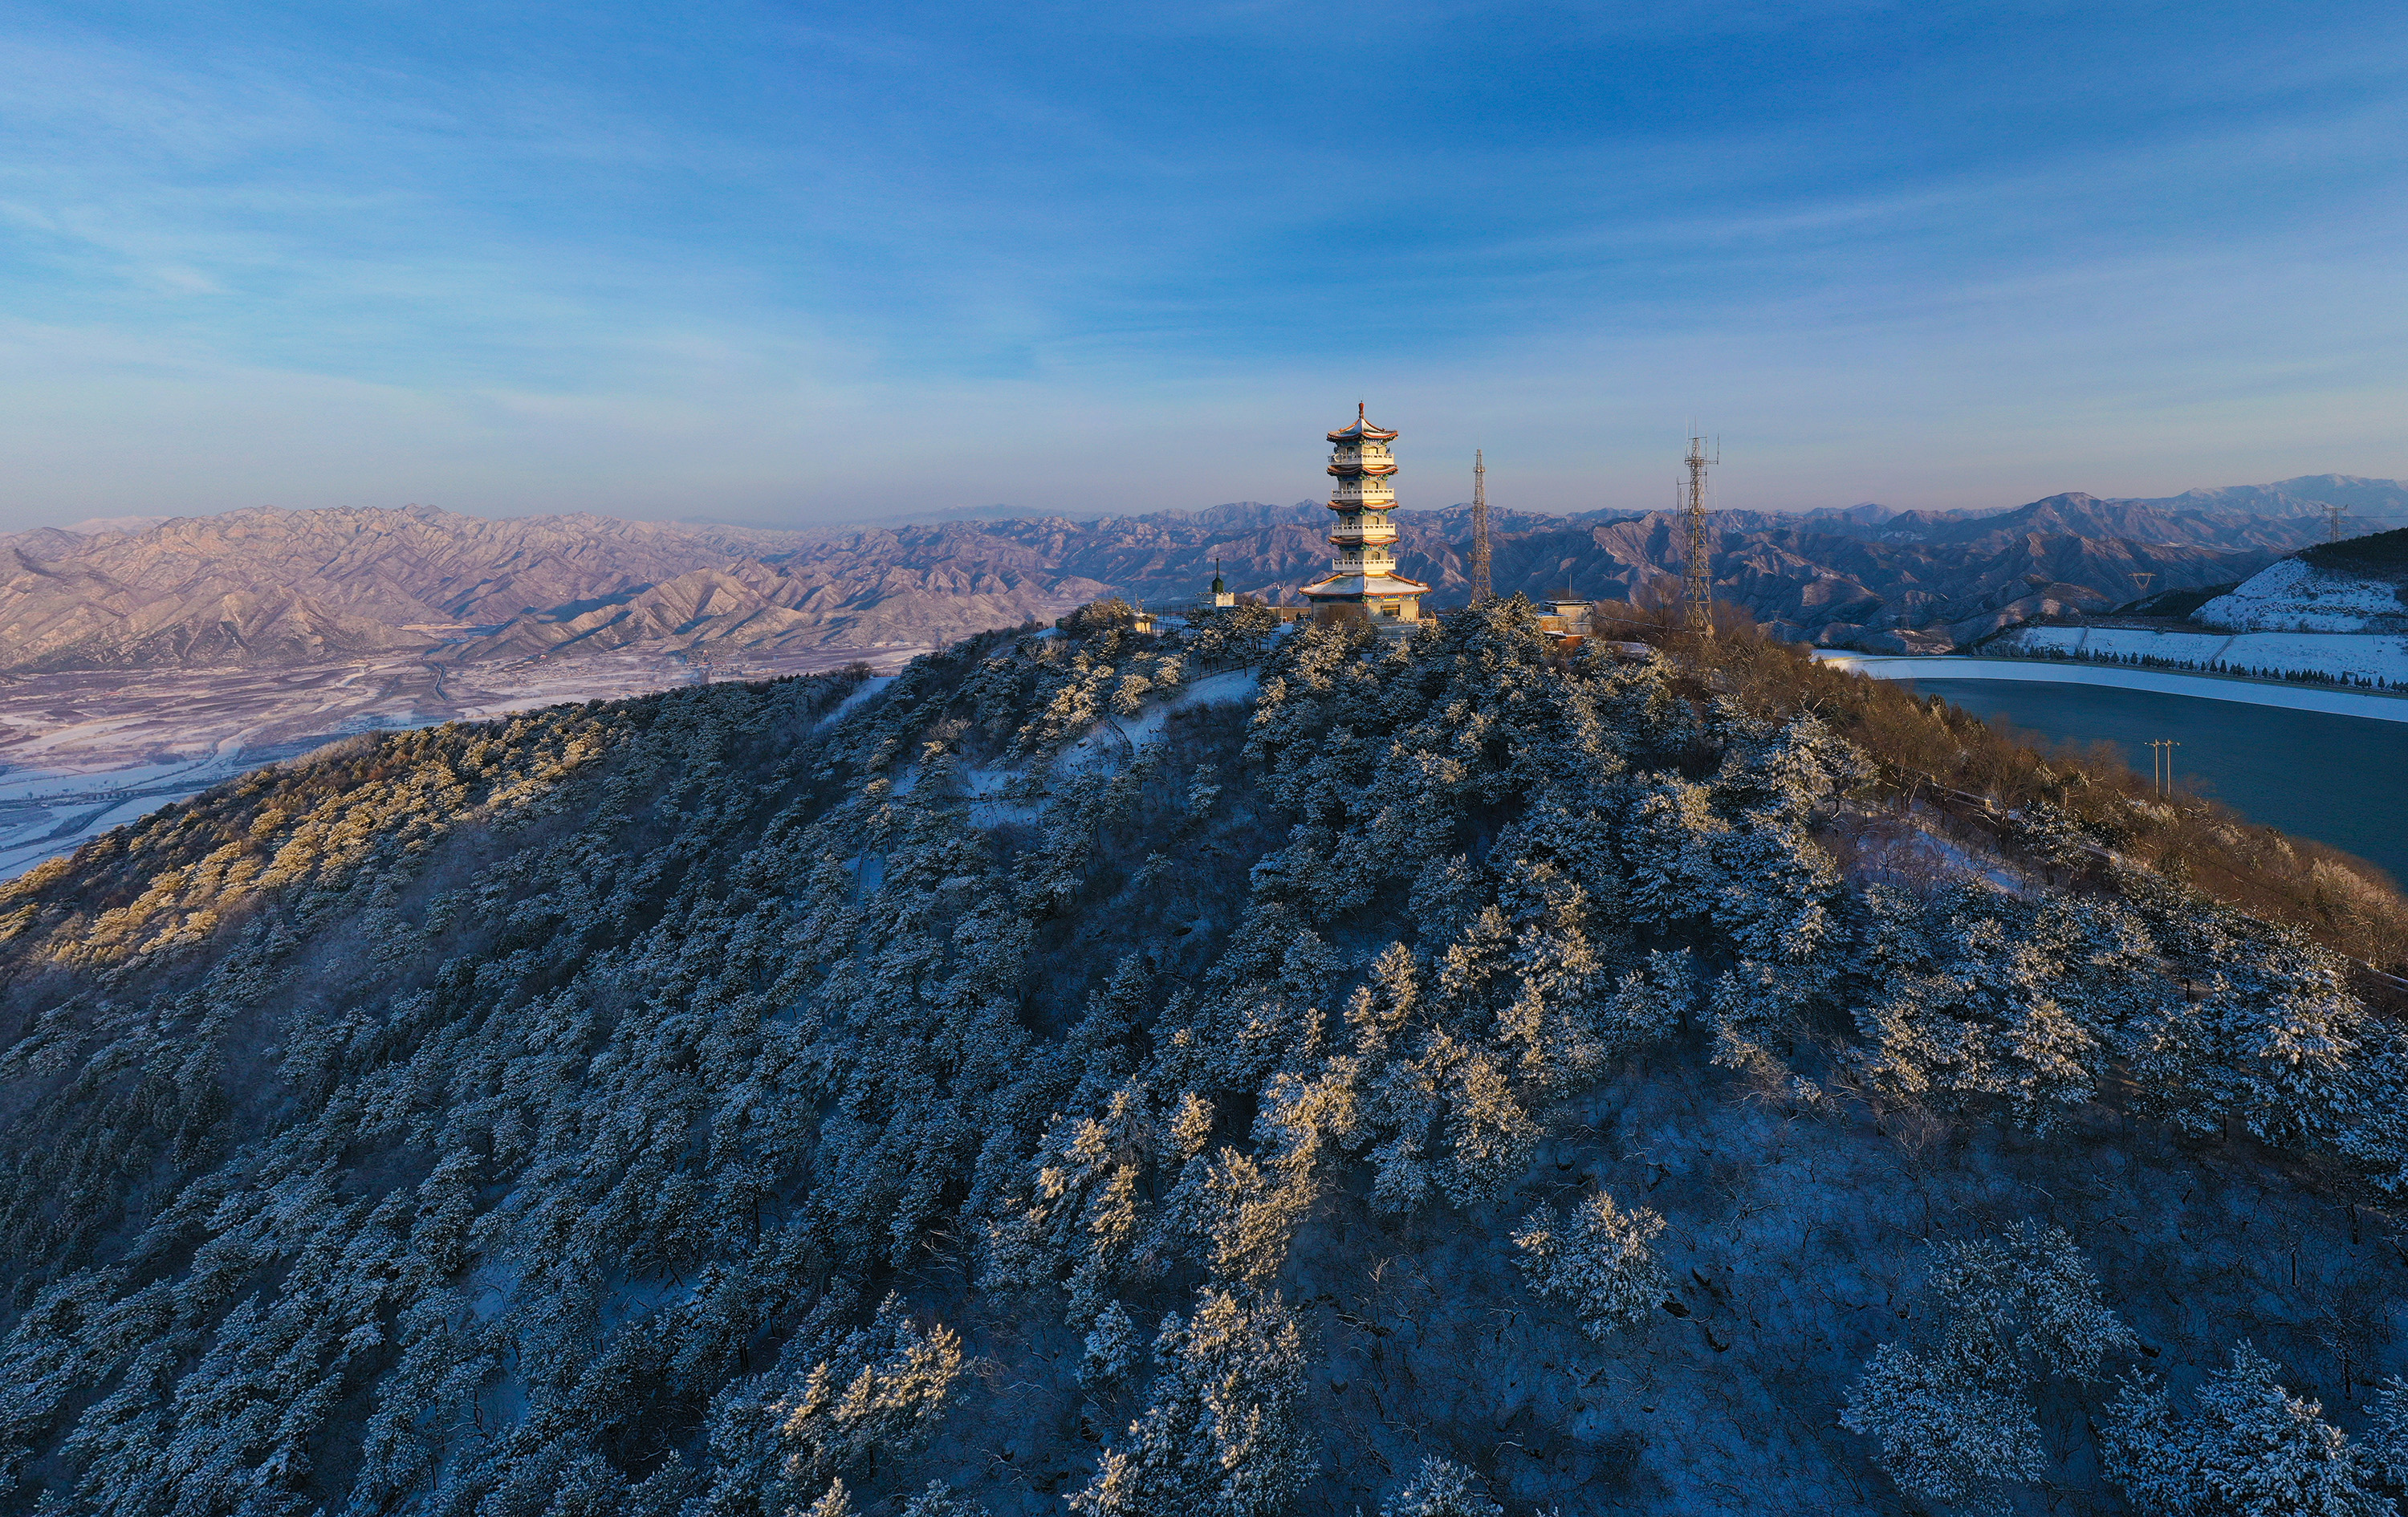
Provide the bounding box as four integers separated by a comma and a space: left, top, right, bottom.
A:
2147, 738, 2182, 798
1682, 432, 1719, 636
1470, 449, 1492, 604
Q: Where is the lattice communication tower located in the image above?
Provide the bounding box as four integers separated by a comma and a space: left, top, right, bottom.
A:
1470, 449, 1492, 604
1682, 433, 1719, 636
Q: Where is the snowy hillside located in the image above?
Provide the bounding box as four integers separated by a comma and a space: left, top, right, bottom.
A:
2, 603, 2407, 1516
2199, 529, 2408, 632
1996, 623, 2408, 684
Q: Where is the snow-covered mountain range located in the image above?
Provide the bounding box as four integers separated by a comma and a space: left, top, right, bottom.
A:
2, 478, 2401, 671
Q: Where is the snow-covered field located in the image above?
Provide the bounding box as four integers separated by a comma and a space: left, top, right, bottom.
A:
1993, 624, 2408, 682
1812, 650, 2408, 723
0, 645, 925, 882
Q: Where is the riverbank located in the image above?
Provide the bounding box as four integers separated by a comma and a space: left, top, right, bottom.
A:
1812, 651, 2408, 724
1892, 674, 2408, 884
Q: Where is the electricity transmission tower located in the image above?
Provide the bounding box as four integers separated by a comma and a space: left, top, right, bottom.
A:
2326, 503, 2347, 543
1682, 433, 1719, 636
1470, 449, 1492, 604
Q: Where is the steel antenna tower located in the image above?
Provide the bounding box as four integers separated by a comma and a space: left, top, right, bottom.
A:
1470, 449, 1492, 604
1681, 432, 1719, 636
2326, 503, 2347, 543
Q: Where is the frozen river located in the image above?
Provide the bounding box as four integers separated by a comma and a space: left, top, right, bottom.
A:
1903, 677, 2408, 885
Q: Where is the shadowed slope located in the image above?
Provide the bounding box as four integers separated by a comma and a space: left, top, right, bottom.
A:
5, 606, 2408, 1513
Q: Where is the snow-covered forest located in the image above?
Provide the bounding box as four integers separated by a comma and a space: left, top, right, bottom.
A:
3, 598, 2407, 1515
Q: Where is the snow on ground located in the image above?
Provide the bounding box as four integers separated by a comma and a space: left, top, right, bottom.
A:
813, 676, 898, 730
0, 645, 926, 883
1995, 624, 2408, 681
1812, 650, 2408, 723
2197, 556, 2406, 631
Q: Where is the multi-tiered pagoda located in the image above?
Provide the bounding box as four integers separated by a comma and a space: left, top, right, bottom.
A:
1300, 405, 1430, 627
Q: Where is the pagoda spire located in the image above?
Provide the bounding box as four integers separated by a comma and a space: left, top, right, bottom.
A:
1298, 405, 1431, 629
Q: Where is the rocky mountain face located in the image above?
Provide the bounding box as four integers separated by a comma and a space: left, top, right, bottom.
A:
439, 523, 1110, 663
2, 482, 2396, 671
3, 609, 2406, 1515
0, 506, 824, 672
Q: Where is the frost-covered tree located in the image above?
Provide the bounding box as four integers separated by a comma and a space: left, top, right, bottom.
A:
1598, 948, 1693, 1049
1839, 1341, 2046, 1508
10, 581, 2408, 1515
2121, 917, 2408, 1186
1843, 1224, 2134, 1511
1926, 1222, 2140, 1385
1852, 891, 2161, 1131
2367, 1376, 2408, 1487
901, 1482, 993, 1517
1033, 1081, 1157, 1326
1082, 1301, 1143, 1393
1070, 1289, 1312, 1517
801, 1478, 857, 1517
697, 1295, 966, 1517
2101, 1344, 2391, 1517
1511, 1190, 1670, 1341
1379, 1456, 1502, 1517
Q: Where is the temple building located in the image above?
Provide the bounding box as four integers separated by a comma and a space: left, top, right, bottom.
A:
1300, 405, 1431, 628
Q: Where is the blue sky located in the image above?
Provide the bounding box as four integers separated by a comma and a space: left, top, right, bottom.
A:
2, 0, 2405, 530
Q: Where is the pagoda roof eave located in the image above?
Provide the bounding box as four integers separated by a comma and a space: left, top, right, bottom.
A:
1326, 421, 1401, 443
1299, 571, 1434, 600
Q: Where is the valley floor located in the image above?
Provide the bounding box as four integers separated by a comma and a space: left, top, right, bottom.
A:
0, 645, 925, 881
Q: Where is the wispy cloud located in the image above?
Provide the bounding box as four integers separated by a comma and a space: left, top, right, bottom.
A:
0, 0, 2404, 528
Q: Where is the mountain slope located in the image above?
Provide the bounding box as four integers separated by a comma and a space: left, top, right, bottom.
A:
0, 506, 820, 672
3, 608, 2406, 1515
0, 482, 2392, 673
2199, 527, 2408, 632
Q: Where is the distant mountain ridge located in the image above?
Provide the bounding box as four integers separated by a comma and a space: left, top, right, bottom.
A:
0, 478, 2400, 670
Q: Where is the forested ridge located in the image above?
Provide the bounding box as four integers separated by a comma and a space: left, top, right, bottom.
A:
4, 600, 2408, 1515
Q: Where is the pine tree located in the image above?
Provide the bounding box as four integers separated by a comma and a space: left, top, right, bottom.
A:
1839, 1341, 2046, 1507
900, 1482, 992, 1517
1069, 1289, 1312, 1517
2101, 1344, 2390, 1516
1081, 1301, 1142, 1393
1842, 1223, 2134, 1511
1379, 1456, 1502, 1517
1511, 1190, 1670, 1341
